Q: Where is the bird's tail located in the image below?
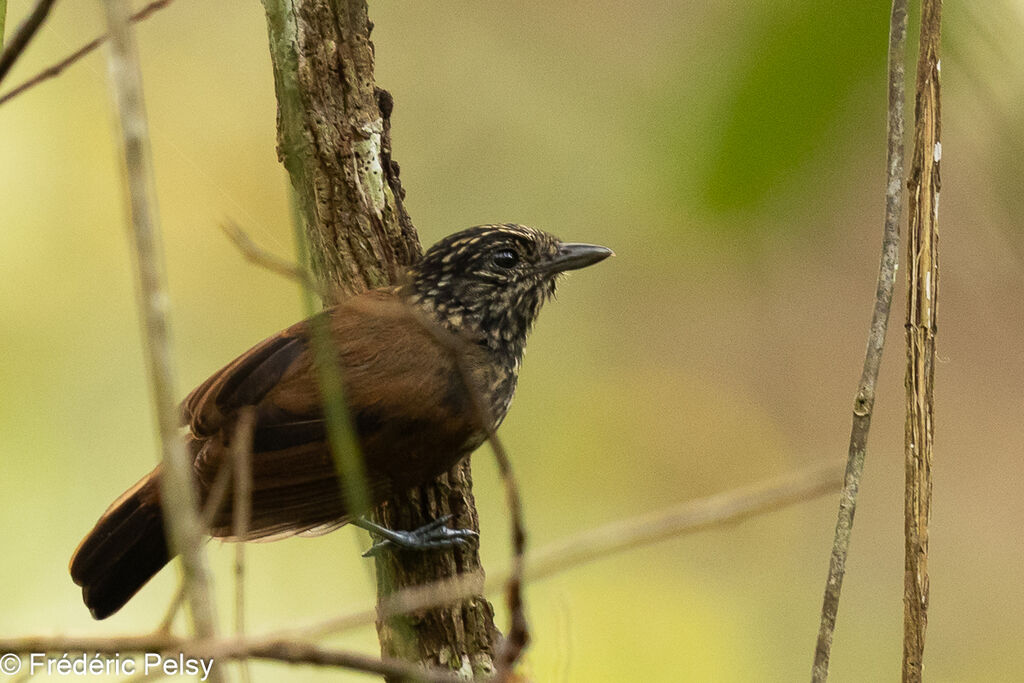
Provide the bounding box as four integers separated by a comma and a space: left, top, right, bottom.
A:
69, 467, 171, 619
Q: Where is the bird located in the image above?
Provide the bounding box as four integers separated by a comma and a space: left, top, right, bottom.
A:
69, 223, 612, 620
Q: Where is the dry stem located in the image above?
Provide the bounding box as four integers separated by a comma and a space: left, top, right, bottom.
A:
811, 2, 907, 679
100, 0, 219, 651
903, 0, 942, 679
402, 307, 530, 680
232, 408, 256, 683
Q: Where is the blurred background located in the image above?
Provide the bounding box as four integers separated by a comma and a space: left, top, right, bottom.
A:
2, 1, 1023, 680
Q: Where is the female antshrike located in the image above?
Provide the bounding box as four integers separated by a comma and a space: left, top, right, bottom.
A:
69, 224, 612, 619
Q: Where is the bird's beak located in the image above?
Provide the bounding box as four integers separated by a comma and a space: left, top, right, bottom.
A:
545, 242, 614, 273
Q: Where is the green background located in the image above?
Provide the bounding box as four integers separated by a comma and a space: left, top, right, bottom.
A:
1, 1, 1022, 680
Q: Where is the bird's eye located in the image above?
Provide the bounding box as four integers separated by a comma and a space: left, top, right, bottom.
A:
491, 248, 519, 269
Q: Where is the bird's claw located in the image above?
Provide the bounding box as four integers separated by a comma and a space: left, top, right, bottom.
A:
356, 514, 479, 557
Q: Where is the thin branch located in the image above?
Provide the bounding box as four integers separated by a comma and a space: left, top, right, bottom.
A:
201, 452, 235, 528
221, 213, 375, 542
811, 2, 908, 680
222, 213, 373, 529
0, 0, 173, 107
402, 306, 529, 679
232, 407, 256, 683
100, 0, 219, 650
0, 636, 466, 683
295, 572, 486, 642
154, 584, 186, 636
30, 463, 835, 683
153, 411, 256, 639
286, 462, 844, 641
521, 461, 844, 584
286, 188, 374, 531
0, 0, 56, 85
220, 219, 325, 297
903, 0, 941, 679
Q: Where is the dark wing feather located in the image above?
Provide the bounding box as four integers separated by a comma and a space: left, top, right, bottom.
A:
182, 317, 314, 436
195, 437, 393, 540
184, 291, 489, 541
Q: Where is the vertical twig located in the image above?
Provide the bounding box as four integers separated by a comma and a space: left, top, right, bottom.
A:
811, 2, 907, 680
288, 190, 372, 520
903, 1, 941, 680
100, 0, 219, 649
401, 309, 530, 680
0, 0, 57, 84
232, 407, 256, 683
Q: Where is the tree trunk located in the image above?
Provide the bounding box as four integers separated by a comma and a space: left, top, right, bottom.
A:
260, 0, 499, 677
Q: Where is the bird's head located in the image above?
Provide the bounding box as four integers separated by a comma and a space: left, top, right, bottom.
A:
406, 224, 612, 356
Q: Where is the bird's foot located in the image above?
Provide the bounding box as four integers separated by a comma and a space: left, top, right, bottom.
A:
355, 515, 479, 557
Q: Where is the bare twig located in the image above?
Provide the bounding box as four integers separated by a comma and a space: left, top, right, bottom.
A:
0, 636, 466, 683
295, 571, 486, 642
811, 2, 908, 680
522, 461, 843, 584
0, 0, 173, 107
447, 356, 527, 679
201, 454, 235, 529
100, 0, 219, 650
221, 212, 373, 535
285, 462, 844, 641
232, 407, 256, 683
220, 219, 325, 297
903, 1, 941, 679
58, 463, 836, 683
152, 412, 256, 642
286, 189, 373, 529
0, 0, 56, 85
402, 307, 529, 680
222, 212, 373, 520
154, 584, 186, 635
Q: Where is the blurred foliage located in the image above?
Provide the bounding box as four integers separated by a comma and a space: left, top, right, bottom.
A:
1, 1, 1023, 681
699, 1, 890, 214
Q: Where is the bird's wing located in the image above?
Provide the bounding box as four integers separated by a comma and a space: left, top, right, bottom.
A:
181, 315, 317, 437
181, 290, 488, 540
180, 307, 374, 539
